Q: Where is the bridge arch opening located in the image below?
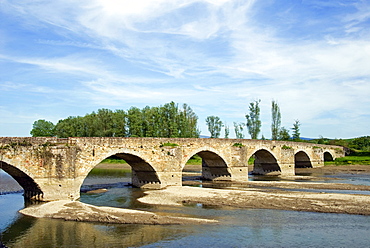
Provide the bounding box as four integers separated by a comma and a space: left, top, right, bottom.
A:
182, 151, 230, 184
324, 152, 334, 161
249, 149, 281, 176
82, 153, 161, 192
0, 161, 43, 200
294, 151, 312, 170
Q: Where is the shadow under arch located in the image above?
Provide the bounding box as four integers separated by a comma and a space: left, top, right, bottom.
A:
324, 152, 334, 161
84, 153, 161, 189
295, 151, 313, 169
196, 150, 231, 181
116, 153, 161, 187
250, 149, 281, 176
0, 161, 43, 200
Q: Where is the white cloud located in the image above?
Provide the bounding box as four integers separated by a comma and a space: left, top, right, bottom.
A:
1, 0, 370, 138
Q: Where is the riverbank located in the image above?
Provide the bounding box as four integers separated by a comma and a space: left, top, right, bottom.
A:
20, 200, 218, 225
139, 164, 370, 215
139, 184, 370, 215
16, 164, 370, 225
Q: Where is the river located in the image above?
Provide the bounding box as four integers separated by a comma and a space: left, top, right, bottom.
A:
1, 168, 370, 247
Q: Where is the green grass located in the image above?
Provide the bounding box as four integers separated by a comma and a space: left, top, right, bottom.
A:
160, 142, 179, 147
101, 158, 127, 164
101, 155, 203, 165
87, 168, 131, 176
186, 155, 202, 165
325, 156, 370, 166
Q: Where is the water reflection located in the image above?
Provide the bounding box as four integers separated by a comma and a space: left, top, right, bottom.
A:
2, 209, 186, 248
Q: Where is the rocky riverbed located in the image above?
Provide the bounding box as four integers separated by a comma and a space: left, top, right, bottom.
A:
17, 164, 370, 224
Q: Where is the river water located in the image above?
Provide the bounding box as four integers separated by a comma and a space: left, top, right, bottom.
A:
1, 168, 370, 248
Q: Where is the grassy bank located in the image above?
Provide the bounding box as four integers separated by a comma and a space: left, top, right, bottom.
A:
325, 153, 370, 166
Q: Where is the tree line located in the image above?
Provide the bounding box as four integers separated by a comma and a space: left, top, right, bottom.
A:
31, 102, 200, 138
206, 100, 301, 141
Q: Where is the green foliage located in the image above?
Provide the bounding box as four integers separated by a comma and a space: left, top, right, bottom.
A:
291, 120, 301, 141
205, 116, 223, 138
186, 155, 202, 165
282, 145, 292, 149
245, 99, 261, 139
278, 127, 290, 141
40, 102, 200, 138
271, 100, 281, 140
233, 122, 245, 139
304, 136, 370, 154
350, 136, 370, 151
159, 142, 179, 147
30, 119, 55, 137
325, 155, 370, 165
224, 123, 230, 138
101, 158, 127, 164
233, 143, 244, 148
88, 168, 131, 176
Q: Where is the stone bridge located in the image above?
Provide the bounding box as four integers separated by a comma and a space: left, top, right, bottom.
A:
0, 137, 345, 201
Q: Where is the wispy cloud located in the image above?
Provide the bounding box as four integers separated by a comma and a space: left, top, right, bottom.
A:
1, 0, 369, 138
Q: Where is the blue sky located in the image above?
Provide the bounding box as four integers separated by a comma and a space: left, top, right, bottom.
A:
1, 0, 369, 139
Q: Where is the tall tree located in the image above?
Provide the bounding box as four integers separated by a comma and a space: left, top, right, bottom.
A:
205, 116, 223, 138
178, 103, 200, 138
112, 110, 127, 137
245, 99, 261, 139
224, 123, 230, 138
271, 100, 281, 140
291, 120, 301, 141
30, 119, 55, 137
233, 122, 245, 139
95, 108, 115, 137
127, 107, 143, 137
160, 101, 179, 137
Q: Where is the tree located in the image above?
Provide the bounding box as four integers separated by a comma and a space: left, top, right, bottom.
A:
42, 102, 200, 138
127, 107, 143, 137
224, 123, 230, 138
233, 122, 245, 139
95, 108, 115, 137
205, 116, 223, 138
278, 127, 290, 141
271, 100, 281, 140
245, 99, 261, 139
350, 136, 370, 151
178, 103, 200, 138
160, 101, 179, 137
291, 120, 301, 141
112, 110, 127, 137
30, 119, 55, 137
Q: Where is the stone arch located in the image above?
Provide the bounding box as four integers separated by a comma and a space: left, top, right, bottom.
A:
0, 161, 43, 200
294, 151, 313, 169
82, 150, 161, 189
249, 149, 281, 175
183, 148, 230, 181
324, 151, 334, 161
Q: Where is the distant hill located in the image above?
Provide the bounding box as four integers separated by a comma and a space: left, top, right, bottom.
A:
199, 135, 210, 138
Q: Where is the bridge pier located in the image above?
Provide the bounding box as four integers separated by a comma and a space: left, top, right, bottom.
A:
279, 149, 295, 176
35, 178, 82, 201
